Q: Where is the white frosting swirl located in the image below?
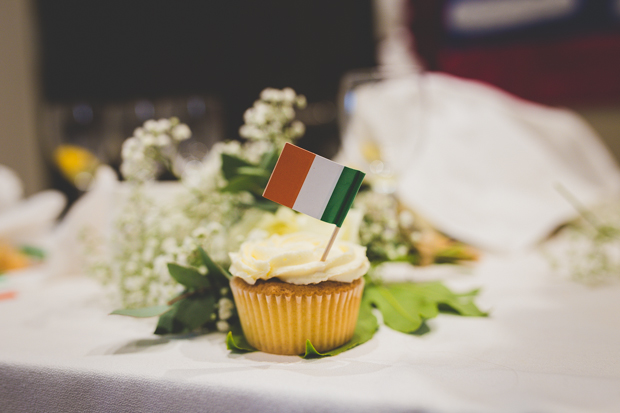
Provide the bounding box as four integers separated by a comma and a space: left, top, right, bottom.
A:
229, 232, 370, 285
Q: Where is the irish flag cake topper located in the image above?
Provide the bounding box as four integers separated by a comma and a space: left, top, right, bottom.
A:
263, 143, 365, 260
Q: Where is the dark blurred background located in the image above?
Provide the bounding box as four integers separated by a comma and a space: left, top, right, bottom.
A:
1, 0, 619, 200
36, 1, 376, 153
34, 0, 376, 203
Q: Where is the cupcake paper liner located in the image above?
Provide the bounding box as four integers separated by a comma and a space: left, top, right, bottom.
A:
231, 278, 364, 355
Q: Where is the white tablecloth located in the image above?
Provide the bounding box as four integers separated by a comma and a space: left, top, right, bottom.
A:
2, 248, 620, 413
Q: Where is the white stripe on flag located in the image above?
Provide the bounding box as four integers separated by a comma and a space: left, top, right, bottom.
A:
292, 155, 344, 220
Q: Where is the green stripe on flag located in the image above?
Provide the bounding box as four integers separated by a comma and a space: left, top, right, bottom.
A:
320, 167, 365, 227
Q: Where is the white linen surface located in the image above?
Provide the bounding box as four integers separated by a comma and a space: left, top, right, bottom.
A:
1, 249, 619, 413
339, 73, 620, 251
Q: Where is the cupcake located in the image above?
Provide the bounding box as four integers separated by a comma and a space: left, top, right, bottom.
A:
229, 232, 369, 355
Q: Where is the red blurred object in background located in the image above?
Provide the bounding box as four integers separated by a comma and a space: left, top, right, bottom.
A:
438, 33, 620, 106
409, 0, 620, 106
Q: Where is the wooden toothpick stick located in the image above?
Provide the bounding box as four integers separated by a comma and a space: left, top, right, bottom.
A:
321, 226, 340, 261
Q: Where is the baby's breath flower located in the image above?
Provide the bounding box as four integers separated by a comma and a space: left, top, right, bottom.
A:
143, 119, 158, 132
171, 124, 191, 141
142, 247, 155, 262
156, 119, 171, 132
240, 88, 306, 145
176, 253, 188, 266
239, 125, 265, 140
121, 137, 141, 158
216, 320, 230, 332
295, 95, 307, 109
355, 191, 414, 263
120, 117, 190, 182
161, 237, 178, 254
282, 106, 295, 119
282, 87, 296, 103
156, 134, 171, 146
192, 227, 209, 238
218, 297, 234, 320
260, 88, 281, 101
290, 121, 305, 137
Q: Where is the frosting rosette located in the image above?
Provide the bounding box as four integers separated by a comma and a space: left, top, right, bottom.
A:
229, 232, 370, 285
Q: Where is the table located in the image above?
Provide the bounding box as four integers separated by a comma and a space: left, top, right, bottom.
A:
1, 248, 620, 412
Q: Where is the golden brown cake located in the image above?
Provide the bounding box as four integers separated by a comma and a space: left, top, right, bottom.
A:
231, 276, 364, 355
229, 232, 369, 355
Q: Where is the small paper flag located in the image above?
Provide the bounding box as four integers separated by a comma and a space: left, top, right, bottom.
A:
263, 143, 365, 227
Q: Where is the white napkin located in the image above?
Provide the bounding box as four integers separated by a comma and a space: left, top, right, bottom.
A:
339, 73, 620, 251
0, 165, 24, 212
47, 166, 119, 277
0, 165, 66, 245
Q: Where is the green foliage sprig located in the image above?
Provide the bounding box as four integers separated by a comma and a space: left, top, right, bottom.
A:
113, 246, 486, 358
111, 247, 236, 335
219, 148, 279, 211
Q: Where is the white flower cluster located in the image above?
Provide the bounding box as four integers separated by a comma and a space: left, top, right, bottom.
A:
239, 87, 307, 145
93, 143, 273, 307
216, 297, 234, 332
121, 117, 191, 182
91, 89, 312, 309
88, 183, 246, 308
89, 188, 186, 307
355, 191, 412, 263
548, 202, 620, 285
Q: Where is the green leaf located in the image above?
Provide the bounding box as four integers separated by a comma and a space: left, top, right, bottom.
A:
174, 295, 216, 330
259, 147, 278, 170
252, 197, 279, 212
456, 288, 481, 297
221, 153, 253, 180
237, 166, 270, 179
302, 297, 379, 358
167, 263, 210, 289
154, 303, 183, 335
409, 282, 487, 317
438, 299, 488, 317
364, 282, 487, 335
152, 294, 217, 336
110, 305, 173, 318
411, 320, 430, 336
303, 340, 323, 358
220, 175, 263, 194
364, 284, 423, 333
199, 247, 231, 281
386, 283, 439, 319
20, 245, 45, 259
226, 328, 256, 353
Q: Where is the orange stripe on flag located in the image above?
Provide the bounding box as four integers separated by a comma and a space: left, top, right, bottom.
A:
263, 143, 315, 208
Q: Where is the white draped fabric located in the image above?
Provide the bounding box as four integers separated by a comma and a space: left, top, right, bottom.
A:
339, 73, 620, 251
